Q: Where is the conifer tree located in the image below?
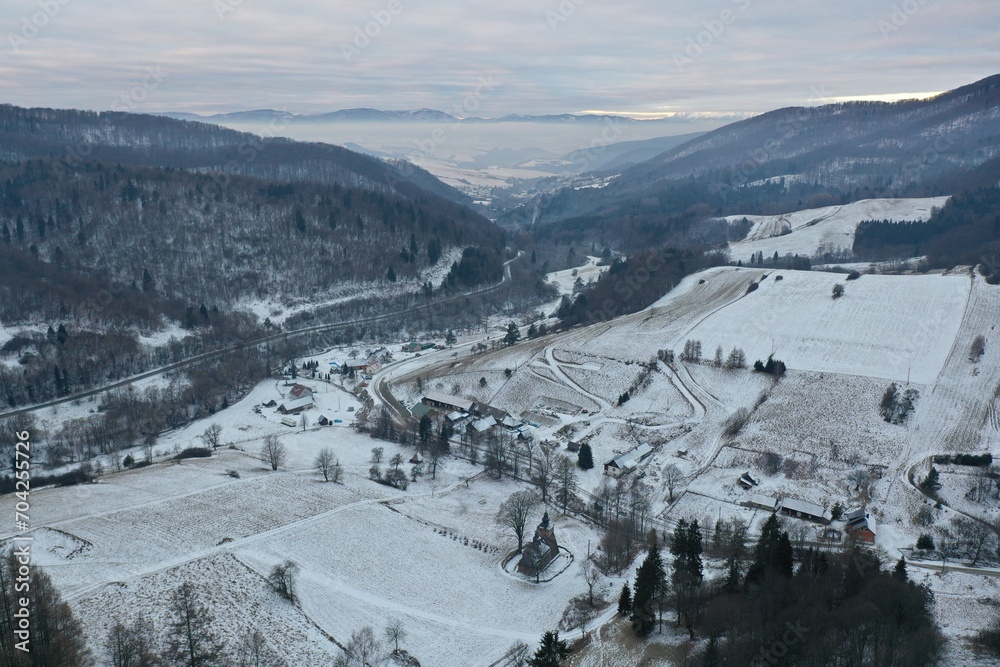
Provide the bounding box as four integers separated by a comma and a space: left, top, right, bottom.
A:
527, 631, 569, 667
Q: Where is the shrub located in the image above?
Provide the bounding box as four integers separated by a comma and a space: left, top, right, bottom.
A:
745, 282, 759, 294
760, 452, 783, 476
174, 447, 213, 460
916, 534, 935, 551
723, 408, 750, 437
970, 335, 986, 361
753, 355, 786, 376
846, 270, 861, 280
832, 283, 845, 299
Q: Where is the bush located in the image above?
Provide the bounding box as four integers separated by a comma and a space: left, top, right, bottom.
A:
174, 447, 213, 460
832, 284, 845, 299
753, 355, 786, 376
0, 464, 95, 495
723, 408, 750, 437
916, 534, 935, 551
745, 282, 759, 294
970, 335, 986, 361
846, 270, 861, 280
933, 453, 993, 467
760, 452, 783, 476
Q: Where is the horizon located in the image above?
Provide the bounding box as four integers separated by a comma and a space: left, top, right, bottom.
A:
2, 1, 996, 119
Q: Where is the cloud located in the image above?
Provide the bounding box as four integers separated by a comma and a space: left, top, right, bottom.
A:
0, 0, 996, 117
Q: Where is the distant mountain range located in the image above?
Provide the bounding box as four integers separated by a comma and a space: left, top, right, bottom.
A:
160, 109, 752, 125
509, 73, 1000, 247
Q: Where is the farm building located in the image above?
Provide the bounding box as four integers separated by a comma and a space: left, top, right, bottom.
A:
737, 471, 761, 490
317, 415, 331, 426
410, 403, 438, 420
401, 342, 436, 353
603, 442, 653, 477
748, 494, 780, 512
844, 508, 877, 544
780, 497, 832, 525
277, 396, 313, 414
422, 391, 475, 413
289, 384, 313, 400
469, 416, 497, 434
517, 512, 560, 578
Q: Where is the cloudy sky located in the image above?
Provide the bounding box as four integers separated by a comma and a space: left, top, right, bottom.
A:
1, 0, 997, 118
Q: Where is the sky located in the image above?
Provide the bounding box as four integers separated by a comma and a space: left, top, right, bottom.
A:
0, 0, 997, 119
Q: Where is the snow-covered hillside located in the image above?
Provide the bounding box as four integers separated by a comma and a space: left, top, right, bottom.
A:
727, 196, 950, 261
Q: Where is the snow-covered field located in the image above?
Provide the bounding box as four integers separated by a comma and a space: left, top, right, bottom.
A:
727, 196, 950, 261
392, 263, 1000, 663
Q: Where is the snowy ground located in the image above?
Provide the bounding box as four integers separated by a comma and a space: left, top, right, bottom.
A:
384, 263, 1000, 664
727, 196, 950, 261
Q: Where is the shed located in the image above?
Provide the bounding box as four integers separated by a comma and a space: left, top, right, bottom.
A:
603, 442, 653, 477
277, 396, 313, 414
748, 494, 780, 512
780, 497, 832, 524
422, 391, 474, 413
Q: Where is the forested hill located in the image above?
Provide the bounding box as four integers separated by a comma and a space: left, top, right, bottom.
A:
511, 73, 1000, 250
0, 157, 504, 327
0, 104, 468, 205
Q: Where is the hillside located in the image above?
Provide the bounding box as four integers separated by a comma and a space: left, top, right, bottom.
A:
514, 73, 1000, 249
726, 196, 951, 263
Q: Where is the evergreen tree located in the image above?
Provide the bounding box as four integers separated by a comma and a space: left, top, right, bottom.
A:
893, 556, 908, 582
504, 321, 521, 346
577, 443, 594, 470
445, 330, 457, 346
528, 631, 569, 667
671, 519, 704, 638
632, 546, 667, 636
386, 266, 397, 282
617, 583, 632, 616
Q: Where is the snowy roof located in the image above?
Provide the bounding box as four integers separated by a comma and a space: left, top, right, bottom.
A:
844, 507, 867, 523
471, 416, 497, 433
446, 411, 466, 422
780, 497, 831, 520
750, 494, 780, 510
289, 384, 313, 399
606, 442, 653, 470
279, 396, 313, 411
423, 391, 474, 412
846, 509, 876, 535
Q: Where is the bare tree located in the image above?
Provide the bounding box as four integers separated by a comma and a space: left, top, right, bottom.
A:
495, 490, 541, 552
260, 435, 286, 471
105, 614, 161, 667
582, 560, 602, 607
370, 446, 384, 464
268, 560, 299, 602
315, 447, 341, 482
663, 464, 683, 502
384, 619, 406, 654
555, 455, 578, 513
533, 445, 556, 502
200, 423, 223, 450
334, 626, 384, 667
165, 582, 226, 667
235, 628, 280, 667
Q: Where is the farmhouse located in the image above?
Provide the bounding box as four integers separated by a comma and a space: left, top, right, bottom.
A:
469, 415, 497, 434
780, 497, 832, 525
517, 512, 560, 578
289, 384, 313, 400
603, 442, 653, 477
277, 396, 313, 414
748, 494, 780, 512
422, 391, 474, 413
844, 508, 877, 544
